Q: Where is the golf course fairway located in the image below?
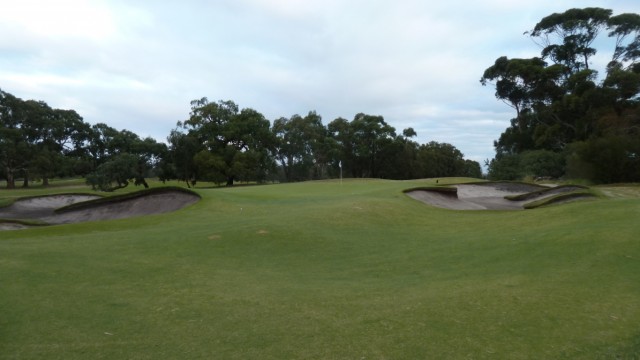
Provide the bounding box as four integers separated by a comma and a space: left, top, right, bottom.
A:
1, 178, 639, 359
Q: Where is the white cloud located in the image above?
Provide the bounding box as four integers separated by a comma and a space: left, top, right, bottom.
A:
0, 0, 117, 41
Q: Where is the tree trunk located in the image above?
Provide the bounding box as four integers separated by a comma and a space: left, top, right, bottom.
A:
22, 170, 29, 188
43, 177, 50, 186
226, 176, 234, 186
5, 168, 15, 189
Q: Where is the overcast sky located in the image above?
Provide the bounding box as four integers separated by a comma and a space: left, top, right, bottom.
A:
1, 1, 638, 166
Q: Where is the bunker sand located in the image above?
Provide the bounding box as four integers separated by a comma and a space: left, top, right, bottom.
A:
406, 182, 584, 210
0, 190, 199, 230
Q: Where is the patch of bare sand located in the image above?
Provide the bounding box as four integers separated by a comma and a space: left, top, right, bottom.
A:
45, 191, 200, 224
0, 190, 199, 230
0, 194, 100, 220
406, 183, 547, 210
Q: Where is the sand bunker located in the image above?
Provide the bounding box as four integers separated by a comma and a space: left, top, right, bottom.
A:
0, 189, 200, 230
406, 182, 586, 210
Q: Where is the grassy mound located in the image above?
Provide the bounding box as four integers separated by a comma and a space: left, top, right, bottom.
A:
523, 190, 597, 209
505, 184, 590, 201
402, 185, 457, 195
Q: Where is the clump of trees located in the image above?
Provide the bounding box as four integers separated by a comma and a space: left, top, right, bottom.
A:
481, 7, 640, 183
1, 90, 481, 190
0, 89, 166, 191
160, 99, 481, 186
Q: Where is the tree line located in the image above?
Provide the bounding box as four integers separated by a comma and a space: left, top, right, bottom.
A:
1, 91, 481, 190
481, 7, 640, 183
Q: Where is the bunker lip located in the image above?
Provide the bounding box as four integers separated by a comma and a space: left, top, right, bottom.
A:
405, 182, 581, 210
0, 189, 200, 230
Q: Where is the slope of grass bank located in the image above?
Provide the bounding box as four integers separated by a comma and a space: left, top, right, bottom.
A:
1, 179, 639, 359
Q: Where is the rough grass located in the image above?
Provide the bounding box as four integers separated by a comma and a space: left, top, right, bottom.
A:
1, 178, 640, 359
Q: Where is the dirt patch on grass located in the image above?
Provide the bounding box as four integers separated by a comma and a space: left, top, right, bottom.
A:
0, 189, 200, 230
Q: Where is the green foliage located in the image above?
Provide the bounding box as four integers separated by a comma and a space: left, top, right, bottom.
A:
487, 150, 566, 181
272, 111, 329, 181
3, 85, 484, 188
160, 129, 202, 187
1, 88, 170, 189
483, 7, 640, 183
520, 150, 566, 178
86, 153, 140, 191
566, 135, 640, 184
417, 141, 464, 178
177, 99, 275, 186
85, 132, 166, 191
486, 154, 521, 180
462, 159, 483, 178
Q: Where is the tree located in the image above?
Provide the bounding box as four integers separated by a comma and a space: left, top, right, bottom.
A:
0, 88, 97, 188
608, 13, 640, 69
0, 89, 26, 189
86, 153, 139, 191
272, 111, 327, 182
529, 8, 612, 72
53, 109, 94, 178
349, 113, 396, 178
181, 98, 275, 186
486, 154, 522, 181
377, 129, 420, 180
30, 108, 90, 185
85, 127, 166, 191
327, 117, 354, 177
483, 8, 640, 183
417, 141, 467, 178
85, 123, 122, 168
159, 129, 202, 187
481, 56, 552, 123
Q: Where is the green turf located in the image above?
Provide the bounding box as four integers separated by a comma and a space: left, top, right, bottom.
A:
1, 179, 639, 359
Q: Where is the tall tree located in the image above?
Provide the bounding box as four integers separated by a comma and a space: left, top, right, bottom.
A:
349, 113, 396, 178
529, 8, 612, 72
417, 141, 466, 178
608, 13, 640, 68
273, 111, 327, 182
86, 132, 167, 191
481, 56, 553, 123
0, 89, 26, 189
376, 128, 420, 180
483, 7, 640, 183
160, 129, 202, 187
181, 98, 275, 186
327, 117, 354, 177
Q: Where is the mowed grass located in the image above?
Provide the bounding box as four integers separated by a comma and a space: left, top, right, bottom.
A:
1, 179, 640, 359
